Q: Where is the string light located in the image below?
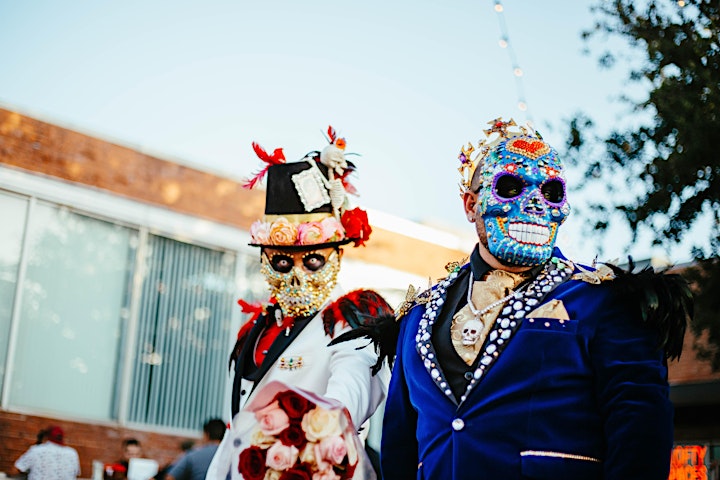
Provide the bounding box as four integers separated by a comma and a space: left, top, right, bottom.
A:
492, 0, 532, 123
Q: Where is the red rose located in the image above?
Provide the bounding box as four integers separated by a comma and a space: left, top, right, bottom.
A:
337, 462, 357, 480
238, 445, 267, 480
278, 423, 307, 448
278, 463, 313, 480
341, 208, 372, 247
275, 390, 314, 420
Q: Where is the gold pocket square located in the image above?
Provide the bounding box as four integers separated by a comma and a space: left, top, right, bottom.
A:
527, 299, 570, 321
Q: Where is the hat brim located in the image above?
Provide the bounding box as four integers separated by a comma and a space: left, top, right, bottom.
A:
249, 238, 354, 250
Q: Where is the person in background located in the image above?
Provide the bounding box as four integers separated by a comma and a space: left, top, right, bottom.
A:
12, 425, 80, 480
104, 438, 143, 479
155, 440, 195, 480
34, 428, 48, 445
379, 118, 692, 479
206, 126, 393, 479
166, 419, 226, 480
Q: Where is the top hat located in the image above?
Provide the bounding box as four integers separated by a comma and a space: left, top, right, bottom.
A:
244, 126, 371, 250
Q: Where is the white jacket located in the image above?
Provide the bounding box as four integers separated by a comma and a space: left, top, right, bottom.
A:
207, 289, 389, 479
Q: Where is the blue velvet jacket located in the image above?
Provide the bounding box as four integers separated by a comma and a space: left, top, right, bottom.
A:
381, 249, 673, 480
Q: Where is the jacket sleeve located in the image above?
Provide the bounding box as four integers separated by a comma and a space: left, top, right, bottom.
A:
324, 323, 389, 428
589, 286, 674, 479
381, 316, 419, 480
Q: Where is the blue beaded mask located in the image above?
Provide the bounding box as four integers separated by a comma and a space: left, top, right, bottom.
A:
475, 136, 571, 266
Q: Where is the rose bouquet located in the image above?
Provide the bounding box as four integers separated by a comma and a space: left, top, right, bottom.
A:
232, 381, 373, 480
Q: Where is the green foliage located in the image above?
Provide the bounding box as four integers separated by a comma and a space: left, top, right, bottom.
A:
565, 0, 720, 368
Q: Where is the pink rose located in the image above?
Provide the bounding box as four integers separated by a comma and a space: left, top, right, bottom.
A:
316, 436, 347, 465
312, 443, 331, 474
255, 400, 290, 435
312, 470, 341, 480
319, 217, 343, 242
297, 222, 324, 245
265, 440, 299, 471
250, 220, 271, 245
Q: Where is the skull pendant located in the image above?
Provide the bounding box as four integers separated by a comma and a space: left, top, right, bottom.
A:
461, 318, 484, 346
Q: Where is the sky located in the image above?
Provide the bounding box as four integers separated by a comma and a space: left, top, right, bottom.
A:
0, 0, 702, 265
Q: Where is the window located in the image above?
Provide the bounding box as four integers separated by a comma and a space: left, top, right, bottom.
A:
7, 201, 134, 419
0, 190, 260, 431
126, 235, 237, 429
0, 191, 30, 399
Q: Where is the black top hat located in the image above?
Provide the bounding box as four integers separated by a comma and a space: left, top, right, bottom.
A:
245, 131, 372, 250
264, 162, 333, 216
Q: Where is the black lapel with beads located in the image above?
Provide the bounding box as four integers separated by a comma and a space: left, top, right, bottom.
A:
414, 257, 575, 406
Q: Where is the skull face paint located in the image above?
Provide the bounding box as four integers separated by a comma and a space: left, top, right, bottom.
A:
260, 249, 341, 318
475, 136, 571, 266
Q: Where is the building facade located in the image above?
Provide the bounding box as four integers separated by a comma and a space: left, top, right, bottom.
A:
1, 107, 718, 478
0, 107, 469, 476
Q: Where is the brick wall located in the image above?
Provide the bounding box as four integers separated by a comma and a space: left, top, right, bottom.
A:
0, 107, 470, 280
668, 328, 720, 384
0, 411, 195, 477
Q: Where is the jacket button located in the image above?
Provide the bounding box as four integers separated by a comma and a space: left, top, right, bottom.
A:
240, 389, 247, 396
452, 418, 465, 431
464, 371, 474, 380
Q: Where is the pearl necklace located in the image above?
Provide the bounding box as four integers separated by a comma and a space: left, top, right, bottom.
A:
465, 272, 524, 321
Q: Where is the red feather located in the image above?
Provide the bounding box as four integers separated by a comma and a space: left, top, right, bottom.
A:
339, 169, 358, 196
243, 143, 286, 189
252, 142, 286, 165
327, 125, 337, 144
242, 165, 270, 190
237, 298, 265, 322
322, 289, 394, 337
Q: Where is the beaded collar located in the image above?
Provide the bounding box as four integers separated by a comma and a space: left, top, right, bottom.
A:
415, 256, 574, 405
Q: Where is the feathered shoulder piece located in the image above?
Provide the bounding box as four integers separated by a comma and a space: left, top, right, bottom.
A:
595, 258, 693, 361
324, 289, 397, 375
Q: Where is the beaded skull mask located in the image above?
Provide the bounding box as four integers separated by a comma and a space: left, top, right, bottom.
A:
260, 249, 341, 317
459, 118, 571, 266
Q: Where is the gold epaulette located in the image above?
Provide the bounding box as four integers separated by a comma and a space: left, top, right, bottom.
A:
396, 282, 433, 320
571, 263, 616, 284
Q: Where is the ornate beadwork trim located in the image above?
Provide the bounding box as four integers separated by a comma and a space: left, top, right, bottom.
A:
414, 257, 574, 405
278, 356, 304, 370
414, 269, 461, 402
520, 450, 602, 463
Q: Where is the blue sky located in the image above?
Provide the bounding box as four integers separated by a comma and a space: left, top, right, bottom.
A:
0, 0, 699, 264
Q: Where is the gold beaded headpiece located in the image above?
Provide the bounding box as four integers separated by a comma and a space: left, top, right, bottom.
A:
457, 117, 542, 193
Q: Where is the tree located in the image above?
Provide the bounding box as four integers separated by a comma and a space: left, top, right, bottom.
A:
563, 0, 720, 368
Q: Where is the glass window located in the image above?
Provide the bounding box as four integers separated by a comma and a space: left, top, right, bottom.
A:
7, 203, 135, 420
0, 191, 30, 398
127, 234, 238, 430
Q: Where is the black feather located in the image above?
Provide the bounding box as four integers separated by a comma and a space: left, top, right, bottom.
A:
328, 312, 400, 375
606, 258, 694, 360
